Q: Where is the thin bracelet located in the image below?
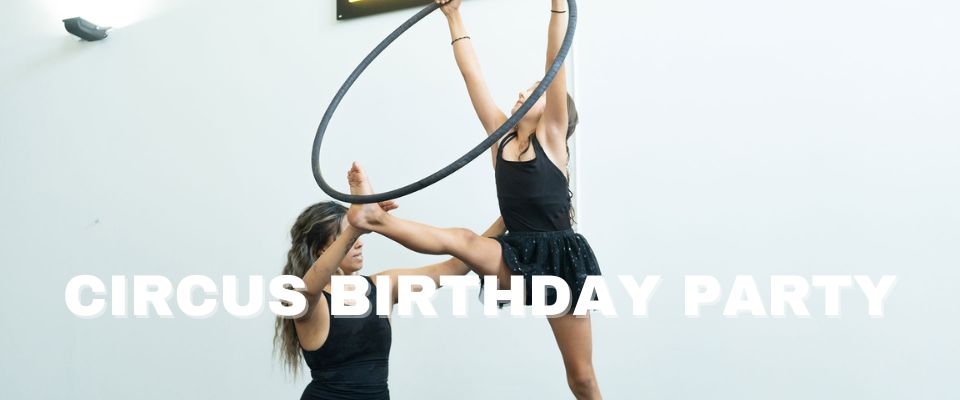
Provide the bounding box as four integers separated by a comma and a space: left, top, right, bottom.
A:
451, 36, 470, 45
551, 10, 567, 13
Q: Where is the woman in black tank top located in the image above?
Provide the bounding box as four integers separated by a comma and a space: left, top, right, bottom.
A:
275, 201, 505, 399
344, 1, 602, 398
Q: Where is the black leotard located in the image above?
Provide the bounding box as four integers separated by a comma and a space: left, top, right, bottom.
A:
495, 132, 572, 232
492, 132, 602, 311
301, 276, 391, 400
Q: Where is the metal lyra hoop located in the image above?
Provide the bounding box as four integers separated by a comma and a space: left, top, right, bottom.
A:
312, 0, 578, 203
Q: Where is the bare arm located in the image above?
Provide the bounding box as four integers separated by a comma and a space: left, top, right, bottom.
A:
298, 201, 397, 321
438, 0, 508, 167
374, 216, 507, 304
300, 226, 363, 300
541, 0, 571, 150
291, 227, 363, 351
293, 202, 395, 350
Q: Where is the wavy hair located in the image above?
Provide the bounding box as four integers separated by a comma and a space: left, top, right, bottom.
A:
273, 201, 348, 377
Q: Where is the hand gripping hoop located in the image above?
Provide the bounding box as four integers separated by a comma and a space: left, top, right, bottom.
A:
312, 0, 578, 203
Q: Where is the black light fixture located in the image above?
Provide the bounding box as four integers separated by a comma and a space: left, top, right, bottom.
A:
63, 17, 110, 41
337, 0, 433, 20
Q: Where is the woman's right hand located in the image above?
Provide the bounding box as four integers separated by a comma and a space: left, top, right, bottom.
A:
435, 0, 461, 16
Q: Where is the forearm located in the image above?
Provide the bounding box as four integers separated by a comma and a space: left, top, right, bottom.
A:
542, 0, 570, 133
545, 0, 568, 73
445, 12, 479, 77
445, 11, 468, 43
444, 10, 507, 135
432, 258, 470, 281
301, 226, 364, 296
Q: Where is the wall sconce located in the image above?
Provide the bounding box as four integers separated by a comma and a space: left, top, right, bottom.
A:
63, 17, 110, 41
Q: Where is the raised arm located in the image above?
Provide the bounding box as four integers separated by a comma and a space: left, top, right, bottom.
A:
374, 216, 506, 304
297, 224, 364, 323
437, 0, 508, 167
439, 0, 507, 135
541, 0, 571, 148
292, 205, 386, 352
299, 201, 397, 321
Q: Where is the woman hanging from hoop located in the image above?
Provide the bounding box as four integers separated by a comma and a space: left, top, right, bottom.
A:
345, 1, 602, 398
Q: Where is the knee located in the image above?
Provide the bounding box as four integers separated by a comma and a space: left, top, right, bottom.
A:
566, 369, 599, 398
451, 228, 481, 249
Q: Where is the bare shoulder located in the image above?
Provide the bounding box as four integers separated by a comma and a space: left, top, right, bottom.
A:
294, 294, 330, 352
536, 126, 570, 173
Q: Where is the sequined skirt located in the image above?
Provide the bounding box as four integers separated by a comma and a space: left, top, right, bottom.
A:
491, 229, 602, 311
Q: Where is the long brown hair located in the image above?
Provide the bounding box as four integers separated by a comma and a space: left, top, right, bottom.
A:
563, 93, 579, 223
273, 201, 348, 377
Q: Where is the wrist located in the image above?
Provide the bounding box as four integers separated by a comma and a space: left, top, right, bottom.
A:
445, 10, 462, 22
342, 225, 366, 238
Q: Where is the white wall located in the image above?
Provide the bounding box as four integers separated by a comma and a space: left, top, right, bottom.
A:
1, 0, 958, 399
576, 0, 960, 399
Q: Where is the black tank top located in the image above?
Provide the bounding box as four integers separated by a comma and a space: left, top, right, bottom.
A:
495, 132, 572, 232
301, 276, 391, 400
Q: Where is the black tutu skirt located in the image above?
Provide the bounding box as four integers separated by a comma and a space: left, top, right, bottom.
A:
486, 229, 602, 312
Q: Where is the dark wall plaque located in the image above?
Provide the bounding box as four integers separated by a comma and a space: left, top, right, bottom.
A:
337, 0, 434, 20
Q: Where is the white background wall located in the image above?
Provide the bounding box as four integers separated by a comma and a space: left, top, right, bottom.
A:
1, 0, 958, 399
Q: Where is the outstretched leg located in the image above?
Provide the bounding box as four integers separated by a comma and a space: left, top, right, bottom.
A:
347, 162, 508, 280
549, 314, 602, 400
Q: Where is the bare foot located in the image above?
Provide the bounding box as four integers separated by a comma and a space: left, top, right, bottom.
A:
346, 162, 387, 232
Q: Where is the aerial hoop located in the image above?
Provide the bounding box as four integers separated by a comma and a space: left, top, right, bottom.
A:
313, 0, 578, 203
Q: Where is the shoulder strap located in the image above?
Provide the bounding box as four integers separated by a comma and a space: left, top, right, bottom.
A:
531, 133, 547, 157
363, 275, 378, 299
497, 131, 518, 156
